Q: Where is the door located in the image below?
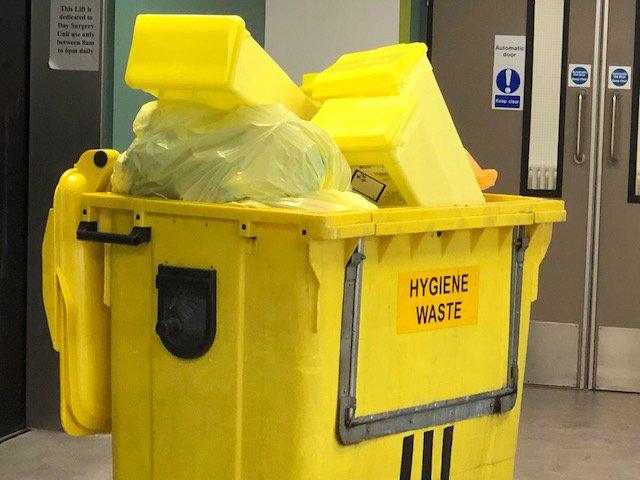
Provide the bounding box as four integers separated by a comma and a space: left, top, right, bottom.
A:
594, 0, 640, 391
428, 0, 597, 387
527, 0, 598, 388
0, 0, 28, 439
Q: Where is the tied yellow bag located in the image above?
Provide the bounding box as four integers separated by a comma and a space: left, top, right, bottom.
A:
111, 101, 376, 212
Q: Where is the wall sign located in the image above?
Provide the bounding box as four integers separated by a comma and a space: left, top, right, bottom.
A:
492, 35, 526, 111
568, 64, 591, 88
608, 66, 632, 90
49, 0, 101, 71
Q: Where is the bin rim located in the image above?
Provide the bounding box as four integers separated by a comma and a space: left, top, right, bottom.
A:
80, 192, 565, 240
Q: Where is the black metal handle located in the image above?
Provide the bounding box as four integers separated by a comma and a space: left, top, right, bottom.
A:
77, 221, 151, 246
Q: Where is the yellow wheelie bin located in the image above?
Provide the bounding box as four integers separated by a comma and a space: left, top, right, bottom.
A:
42, 148, 564, 479
42, 13, 565, 480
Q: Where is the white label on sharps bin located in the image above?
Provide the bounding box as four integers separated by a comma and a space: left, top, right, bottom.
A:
608, 66, 632, 90
49, 0, 101, 71
492, 35, 526, 111
569, 64, 591, 88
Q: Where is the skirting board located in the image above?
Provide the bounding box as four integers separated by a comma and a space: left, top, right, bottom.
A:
525, 321, 579, 387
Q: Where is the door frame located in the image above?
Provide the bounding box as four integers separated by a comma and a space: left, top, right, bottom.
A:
626, 0, 640, 203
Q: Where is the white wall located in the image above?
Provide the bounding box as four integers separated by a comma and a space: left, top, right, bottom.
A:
265, 0, 400, 84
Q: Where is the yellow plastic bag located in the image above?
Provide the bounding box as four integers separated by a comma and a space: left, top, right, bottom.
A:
111, 101, 374, 211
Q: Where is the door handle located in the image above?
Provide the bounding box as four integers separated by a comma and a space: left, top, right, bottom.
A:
574, 90, 587, 164
77, 221, 151, 246
610, 94, 619, 163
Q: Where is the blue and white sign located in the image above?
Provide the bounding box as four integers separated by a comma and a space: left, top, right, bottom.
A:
492, 35, 526, 111
568, 64, 591, 88
608, 66, 632, 90
496, 68, 521, 94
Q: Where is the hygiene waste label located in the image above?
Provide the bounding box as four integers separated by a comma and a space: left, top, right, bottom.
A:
397, 267, 480, 334
492, 35, 526, 111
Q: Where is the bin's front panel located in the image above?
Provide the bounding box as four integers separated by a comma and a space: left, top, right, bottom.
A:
315, 224, 550, 480
97, 194, 555, 480
356, 228, 511, 416
109, 208, 246, 480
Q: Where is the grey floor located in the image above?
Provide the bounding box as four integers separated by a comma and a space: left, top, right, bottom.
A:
515, 386, 640, 479
0, 386, 638, 479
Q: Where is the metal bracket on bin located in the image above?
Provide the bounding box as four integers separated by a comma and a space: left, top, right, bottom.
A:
337, 226, 530, 445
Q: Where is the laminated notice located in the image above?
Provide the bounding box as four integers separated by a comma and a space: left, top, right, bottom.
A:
49, 0, 101, 71
351, 165, 406, 206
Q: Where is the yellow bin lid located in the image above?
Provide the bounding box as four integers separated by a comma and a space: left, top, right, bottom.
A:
124, 14, 318, 118
312, 95, 417, 151
310, 43, 429, 100
125, 15, 248, 92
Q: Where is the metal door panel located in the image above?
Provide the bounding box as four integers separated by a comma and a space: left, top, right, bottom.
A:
530, 0, 598, 387
596, 326, 640, 391
596, 0, 637, 330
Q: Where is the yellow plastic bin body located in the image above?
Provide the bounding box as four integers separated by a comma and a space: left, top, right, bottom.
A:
125, 15, 317, 119
310, 43, 485, 206
43, 152, 564, 480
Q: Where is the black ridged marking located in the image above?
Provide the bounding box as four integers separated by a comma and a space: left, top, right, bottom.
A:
422, 430, 434, 479
441, 426, 454, 480
400, 435, 414, 480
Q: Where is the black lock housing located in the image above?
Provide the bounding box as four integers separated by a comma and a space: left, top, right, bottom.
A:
155, 265, 216, 359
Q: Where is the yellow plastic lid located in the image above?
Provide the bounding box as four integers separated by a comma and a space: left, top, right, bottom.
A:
125, 15, 248, 91
312, 96, 417, 151
310, 43, 428, 100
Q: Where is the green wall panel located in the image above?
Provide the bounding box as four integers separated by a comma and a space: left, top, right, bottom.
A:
112, 1, 265, 151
